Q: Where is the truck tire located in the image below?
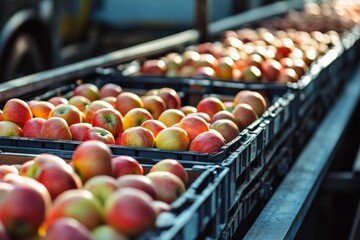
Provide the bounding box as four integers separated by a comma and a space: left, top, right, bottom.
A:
1, 33, 46, 82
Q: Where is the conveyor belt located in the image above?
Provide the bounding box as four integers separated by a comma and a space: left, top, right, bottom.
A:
243, 64, 360, 240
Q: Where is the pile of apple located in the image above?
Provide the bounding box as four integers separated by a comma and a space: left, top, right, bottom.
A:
0, 139, 190, 239
135, 2, 360, 83
0, 81, 267, 154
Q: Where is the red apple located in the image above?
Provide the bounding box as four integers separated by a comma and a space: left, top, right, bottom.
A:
210, 110, 236, 124
112, 156, 143, 178
157, 109, 185, 127
140, 59, 167, 76
187, 112, 212, 123
116, 174, 157, 200
196, 96, 225, 118
27, 100, 55, 119
84, 100, 114, 123
122, 108, 153, 130
155, 126, 190, 151
188, 129, 226, 153
73, 83, 100, 102
0, 121, 22, 137
40, 117, 72, 140
46, 189, 103, 230
146, 171, 186, 204
91, 225, 128, 240
261, 58, 282, 81
277, 68, 299, 83
233, 90, 268, 117
48, 96, 68, 106
99, 83, 122, 98
149, 159, 188, 186
49, 104, 82, 126
0, 176, 51, 238
141, 95, 167, 119
140, 119, 167, 137
82, 127, 115, 145
158, 87, 182, 109
104, 188, 157, 236
101, 96, 117, 108
68, 95, 91, 112
44, 217, 93, 240
210, 119, 240, 143
91, 108, 123, 137
232, 103, 258, 131
2, 98, 32, 127
83, 175, 118, 205
115, 92, 143, 116
71, 140, 113, 183
69, 122, 93, 141
178, 115, 209, 141
22, 117, 46, 138
120, 126, 155, 148
179, 105, 197, 115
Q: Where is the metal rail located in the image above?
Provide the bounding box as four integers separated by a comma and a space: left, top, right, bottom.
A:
243, 64, 360, 240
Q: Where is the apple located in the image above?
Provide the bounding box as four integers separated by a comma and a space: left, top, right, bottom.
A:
115, 92, 143, 116
120, 126, 155, 148
48, 96, 68, 106
157, 109, 185, 127
69, 122, 93, 141
210, 110, 236, 124
2, 98, 32, 127
140, 59, 167, 76
196, 96, 225, 118
188, 129, 226, 153
242, 65, 262, 82
44, 217, 93, 240
82, 127, 115, 144
217, 56, 236, 80
83, 175, 118, 205
73, 83, 100, 102
151, 200, 171, 216
233, 90, 268, 117
21, 117, 46, 138
71, 140, 113, 183
40, 117, 72, 140
163, 52, 183, 76
68, 95, 91, 112
0, 176, 51, 239
46, 189, 103, 230
99, 83, 122, 98
101, 96, 117, 108
277, 68, 299, 83
0, 165, 19, 179
291, 57, 308, 78
210, 119, 240, 143
104, 188, 157, 236
192, 66, 216, 78
0, 110, 3, 121
91, 108, 123, 137
232, 103, 258, 131
158, 87, 182, 109
187, 112, 212, 123
49, 104, 83, 126
0, 121, 22, 137
179, 105, 197, 115
181, 50, 201, 67
178, 115, 209, 141
122, 108, 153, 130
24, 154, 82, 200
84, 100, 114, 123
27, 100, 55, 119
177, 65, 196, 77
155, 126, 190, 151
116, 174, 157, 200
91, 225, 128, 240
141, 95, 167, 119
261, 58, 282, 81
112, 156, 143, 178
140, 119, 167, 137
149, 159, 188, 186
146, 171, 186, 204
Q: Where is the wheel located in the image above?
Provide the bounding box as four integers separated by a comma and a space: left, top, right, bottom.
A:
1, 33, 46, 82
